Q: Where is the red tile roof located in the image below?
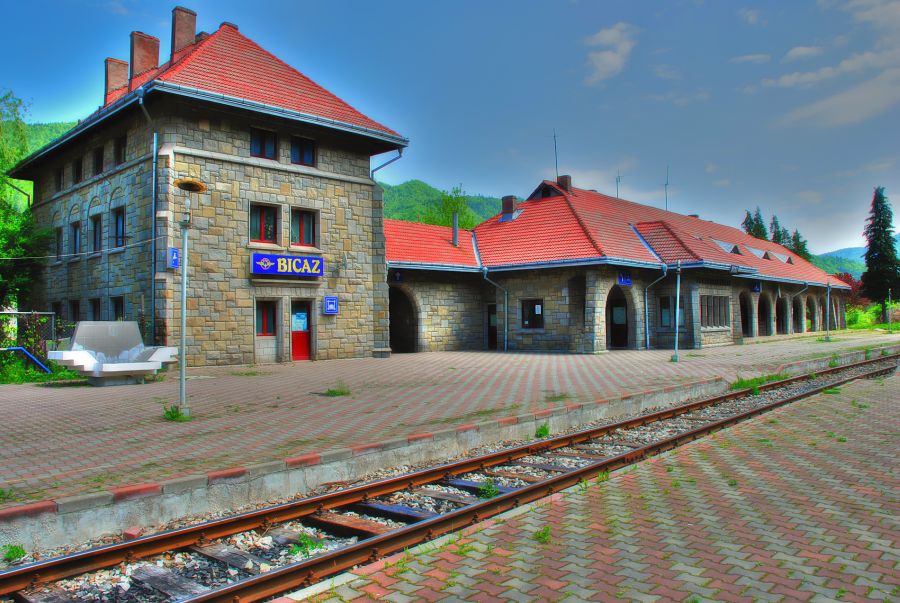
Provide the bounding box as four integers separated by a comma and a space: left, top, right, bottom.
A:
384, 219, 479, 269
106, 23, 402, 140
385, 180, 847, 288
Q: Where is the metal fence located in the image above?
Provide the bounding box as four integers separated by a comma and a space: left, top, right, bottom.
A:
0, 311, 61, 357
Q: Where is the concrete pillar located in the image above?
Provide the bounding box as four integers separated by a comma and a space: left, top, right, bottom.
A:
584, 269, 607, 352
749, 292, 759, 338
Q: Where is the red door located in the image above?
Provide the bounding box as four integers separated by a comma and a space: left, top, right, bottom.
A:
291, 300, 311, 361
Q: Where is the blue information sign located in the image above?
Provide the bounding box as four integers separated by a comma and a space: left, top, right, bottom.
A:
323, 296, 339, 315
251, 253, 324, 277
167, 247, 180, 269
751, 281, 762, 293
617, 269, 632, 286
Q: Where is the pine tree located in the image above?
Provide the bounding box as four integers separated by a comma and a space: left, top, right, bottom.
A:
751, 207, 768, 240
770, 216, 783, 244
861, 187, 900, 321
789, 229, 812, 261
741, 210, 754, 236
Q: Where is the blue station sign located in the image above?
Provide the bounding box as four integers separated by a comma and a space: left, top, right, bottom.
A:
323, 296, 339, 315
251, 253, 324, 277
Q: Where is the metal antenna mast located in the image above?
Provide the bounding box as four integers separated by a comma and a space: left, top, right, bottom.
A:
616, 170, 621, 197
664, 164, 670, 211
553, 130, 559, 179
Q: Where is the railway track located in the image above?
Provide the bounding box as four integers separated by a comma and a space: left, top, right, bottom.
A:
3, 354, 896, 603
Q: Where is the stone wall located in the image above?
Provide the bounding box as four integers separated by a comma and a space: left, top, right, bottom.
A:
389, 271, 491, 351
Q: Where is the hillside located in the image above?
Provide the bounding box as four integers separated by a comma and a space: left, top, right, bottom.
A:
26, 122, 75, 154
810, 255, 867, 278
380, 180, 500, 225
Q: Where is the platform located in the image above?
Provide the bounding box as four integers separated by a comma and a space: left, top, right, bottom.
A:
0, 332, 897, 524
289, 371, 900, 602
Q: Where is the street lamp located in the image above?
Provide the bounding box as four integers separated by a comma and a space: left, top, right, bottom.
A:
173, 177, 207, 417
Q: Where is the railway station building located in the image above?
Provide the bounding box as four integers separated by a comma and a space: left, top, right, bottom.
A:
384, 176, 849, 354
10, 7, 848, 366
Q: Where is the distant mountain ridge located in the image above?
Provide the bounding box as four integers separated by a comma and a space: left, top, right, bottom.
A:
380, 180, 500, 224
818, 234, 900, 260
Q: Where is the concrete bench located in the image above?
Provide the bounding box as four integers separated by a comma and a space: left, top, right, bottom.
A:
49, 321, 177, 386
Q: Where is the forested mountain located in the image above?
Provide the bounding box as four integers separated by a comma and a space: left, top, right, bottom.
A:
25, 122, 75, 154
810, 255, 867, 278
380, 180, 500, 224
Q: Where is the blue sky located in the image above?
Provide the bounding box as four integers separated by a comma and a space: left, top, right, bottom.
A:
5, 0, 900, 253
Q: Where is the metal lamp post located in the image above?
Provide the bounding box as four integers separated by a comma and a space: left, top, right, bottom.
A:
173, 178, 207, 417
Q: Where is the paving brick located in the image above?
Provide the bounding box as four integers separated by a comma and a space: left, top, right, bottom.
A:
331, 373, 900, 603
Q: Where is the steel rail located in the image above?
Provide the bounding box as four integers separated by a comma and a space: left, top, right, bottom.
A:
180, 359, 898, 602
1, 353, 896, 598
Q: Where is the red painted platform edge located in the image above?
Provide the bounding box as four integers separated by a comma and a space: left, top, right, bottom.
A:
351, 443, 382, 455
407, 432, 434, 443
207, 467, 247, 483
285, 452, 322, 467
496, 416, 518, 426
0, 499, 58, 520
110, 483, 162, 502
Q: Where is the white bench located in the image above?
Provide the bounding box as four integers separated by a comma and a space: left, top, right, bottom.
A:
49, 321, 177, 386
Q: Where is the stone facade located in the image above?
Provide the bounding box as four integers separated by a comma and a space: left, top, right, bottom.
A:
24, 97, 394, 366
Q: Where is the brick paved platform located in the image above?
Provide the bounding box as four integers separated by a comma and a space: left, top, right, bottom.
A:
293, 371, 900, 602
0, 332, 897, 511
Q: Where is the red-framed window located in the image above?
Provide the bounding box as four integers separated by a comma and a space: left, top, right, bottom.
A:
291, 209, 316, 246
91, 215, 102, 252
93, 146, 104, 176
113, 207, 125, 247
114, 136, 127, 165
256, 300, 277, 336
73, 157, 83, 183
70, 222, 81, 255
112, 297, 125, 320
250, 204, 278, 243
250, 128, 277, 159
290, 136, 316, 167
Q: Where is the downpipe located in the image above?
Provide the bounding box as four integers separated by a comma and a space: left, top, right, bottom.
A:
644, 265, 668, 349
482, 268, 508, 351
136, 87, 158, 344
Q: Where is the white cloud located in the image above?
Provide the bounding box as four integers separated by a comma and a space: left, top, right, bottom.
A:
731, 53, 771, 64
738, 7, 764, 25
835, 156, 897, 176
782, 46, 824, 63
779, 67, 900, 126
796, 190, 824, 204
763, 47, 900, 87
654, 64, 681, 80
714, 179, 732, 187
705, 163, 718, 174
584, 23, 638, 85
646, 89, 710, 106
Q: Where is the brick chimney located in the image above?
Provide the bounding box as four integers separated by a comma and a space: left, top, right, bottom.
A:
502, 195, 518, 218
557, 175, 572, 192
171, 6, 197, 62
130, 31, 160, 81
104, 58, 128, 104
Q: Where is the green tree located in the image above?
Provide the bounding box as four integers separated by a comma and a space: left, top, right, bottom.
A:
421, 184, 480, 230
789, 229, 812, 261
0, 90, 52, 307
861, 187, 900, 321
741, 207, 768, 240
770, 216, 785, 245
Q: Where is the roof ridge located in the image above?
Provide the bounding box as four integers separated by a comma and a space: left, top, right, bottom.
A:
559, 190, 605, 257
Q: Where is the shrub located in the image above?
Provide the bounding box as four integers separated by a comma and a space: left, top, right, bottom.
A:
2, 544, 26, 563
163, 404, 192, 422
534, 422, 550, 439
477, 479, 500, 499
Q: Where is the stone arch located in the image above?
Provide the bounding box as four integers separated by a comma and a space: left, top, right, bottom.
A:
757, 292, 774, 336
88, 196, 103, 215
389, 284, 420, 353
775, 295, 790, 335
739, 291, 754, 337
605, 284, 637, 349
806, 296, 818, 331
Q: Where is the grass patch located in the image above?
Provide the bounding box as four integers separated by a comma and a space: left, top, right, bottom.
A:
851, 400, 869, 410
837, 436, 847, 443
727, 478, 738, 487
0, 358, 84, 385
163, 404, 192, 422
534, 422, 550, 439
596, 470, 610, 484
0, 488, 16, 503
730, 373, 790, 391
477, 479, 500, 499
544, 391, 572, 403
229, 369, 272, 377
287, 533, 324, 558
822, 387, 841, 395
2, 544, 26, 563
828, 354, 840, 368
322, 381, 351, 397
532, 525, 552, 544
